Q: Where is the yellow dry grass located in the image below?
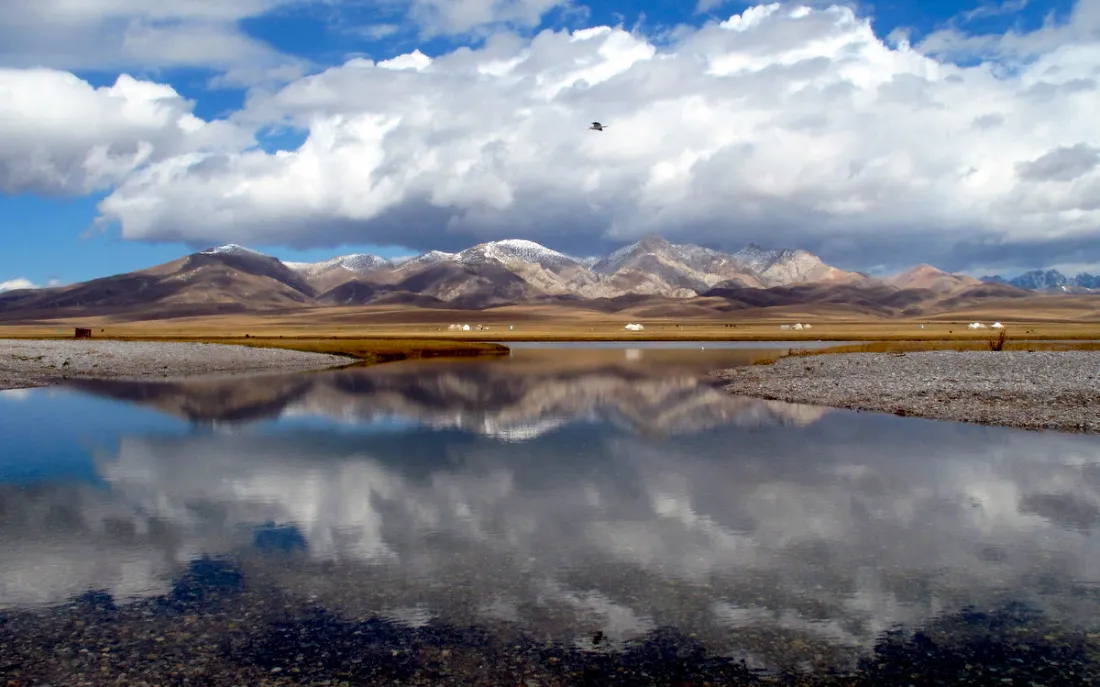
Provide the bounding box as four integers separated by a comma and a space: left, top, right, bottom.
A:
750, 337, 1100, 365
4, 317, 1100, 343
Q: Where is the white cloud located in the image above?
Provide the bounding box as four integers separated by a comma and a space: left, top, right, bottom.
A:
408, 0, 574, 36
0, 278, 36, 292
0, 0, 305, 78
917, 0, 1100, 62
78, 1, 1100, 270
959, 0, 1030, 23
0, 277, 64, 292
0, 69, 252, 195
0, 0, 576, 79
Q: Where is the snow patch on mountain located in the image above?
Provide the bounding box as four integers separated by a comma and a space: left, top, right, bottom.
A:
731, 243, 782, 273
287, 254, 392, 275
200, 244, 270, 259
395, 250, 456, 268
189, 236, 864, 301
457, 239, 580, 270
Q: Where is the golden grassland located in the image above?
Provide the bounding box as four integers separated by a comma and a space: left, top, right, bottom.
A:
750, 335, 1100, 365
4, 311, 1100, 343
3, 314, 1099, 373
182, 337, 512, 364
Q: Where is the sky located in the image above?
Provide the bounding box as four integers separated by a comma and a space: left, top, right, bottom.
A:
0, 0, 1097, 292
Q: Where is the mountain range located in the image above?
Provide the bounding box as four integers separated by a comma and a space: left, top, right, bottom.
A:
0, 234, 1092, 321
980, 270, 1100, 293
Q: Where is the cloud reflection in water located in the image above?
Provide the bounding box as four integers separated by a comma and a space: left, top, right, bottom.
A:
2, 359, 1099, 675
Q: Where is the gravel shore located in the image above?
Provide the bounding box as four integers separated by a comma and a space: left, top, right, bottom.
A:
713, 350, 1100, 434
0, 339, 353, 390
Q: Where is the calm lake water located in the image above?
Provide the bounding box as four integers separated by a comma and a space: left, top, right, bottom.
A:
2, 348, 1100, 685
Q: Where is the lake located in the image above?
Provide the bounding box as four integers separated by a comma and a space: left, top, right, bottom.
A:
2, 346, 1100, 685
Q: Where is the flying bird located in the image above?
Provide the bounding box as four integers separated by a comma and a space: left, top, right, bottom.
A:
589, 122, 608, 131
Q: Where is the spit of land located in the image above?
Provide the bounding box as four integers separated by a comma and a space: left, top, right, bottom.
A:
0, 337, 509, 391
714, 348, 1100, 434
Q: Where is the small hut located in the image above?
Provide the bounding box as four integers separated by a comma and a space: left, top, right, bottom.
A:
74, 327, 92, 339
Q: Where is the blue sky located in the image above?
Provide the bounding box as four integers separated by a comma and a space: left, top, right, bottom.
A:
0, 0, 1094, 290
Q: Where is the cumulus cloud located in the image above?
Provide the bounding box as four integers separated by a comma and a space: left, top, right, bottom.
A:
80, 2, 1100, 270
0, 69, 251, 195
0, 1, 1094, 271
0, 0, 575, 80
1015, 143, 1100, 182
917, 0, 1100, 62
0, 278, 36, 293
0, 0, 305, 80
408, 0, 575, 36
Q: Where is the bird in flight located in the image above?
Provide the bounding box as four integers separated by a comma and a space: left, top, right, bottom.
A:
589, 122, 608, 131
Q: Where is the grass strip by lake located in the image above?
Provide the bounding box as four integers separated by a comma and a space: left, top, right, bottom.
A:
749, 337, 1100, 365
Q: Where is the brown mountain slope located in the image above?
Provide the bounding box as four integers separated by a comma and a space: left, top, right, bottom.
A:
886, 264, 982, 293
0, 238, 1065, 323
392, 262, 540, 307
0, 248, 316, 321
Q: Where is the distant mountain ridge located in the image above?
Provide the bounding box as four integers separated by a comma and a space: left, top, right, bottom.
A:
980, 269, 1100, 293
280, 234, 869, 302
1, 234, 1090, 321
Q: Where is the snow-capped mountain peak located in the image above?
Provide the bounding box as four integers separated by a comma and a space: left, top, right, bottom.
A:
731, 243, 780, 272
593, 235, 678, 274
200, 243, 270, 259
286, 254, 392, 275
456, 239, 580, 270
178, 235, 863, 304
394, 250, 455, 267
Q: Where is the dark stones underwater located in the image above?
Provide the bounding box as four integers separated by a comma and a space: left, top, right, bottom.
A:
3, 558, 1099, 686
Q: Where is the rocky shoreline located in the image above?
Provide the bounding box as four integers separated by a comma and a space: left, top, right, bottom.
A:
713, 350, 1100, 434
0, 339, 353, 391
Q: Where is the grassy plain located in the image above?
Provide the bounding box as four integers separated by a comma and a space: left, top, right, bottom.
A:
3, 303, 1100, 374
751, 337, 1100, 365
3, 311, 1100, 344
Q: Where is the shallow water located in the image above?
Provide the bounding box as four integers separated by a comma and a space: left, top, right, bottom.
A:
500, 339, 862, 349
2, 350, 1100, 685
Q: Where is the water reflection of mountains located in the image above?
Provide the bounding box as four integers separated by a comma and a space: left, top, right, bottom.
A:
65, 362, 831, 438
3, 411, 1100, 674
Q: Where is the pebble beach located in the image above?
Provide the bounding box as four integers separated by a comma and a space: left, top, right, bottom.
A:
713, 350, 1100, 434
0, 339, 353, 390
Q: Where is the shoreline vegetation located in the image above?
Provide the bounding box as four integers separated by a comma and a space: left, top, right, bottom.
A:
1, 318, 1099, 344
748, 336, 1100, 365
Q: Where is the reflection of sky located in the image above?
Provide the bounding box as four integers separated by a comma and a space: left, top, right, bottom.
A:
0, 388, 186, 483
3, 374, 1100, 669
